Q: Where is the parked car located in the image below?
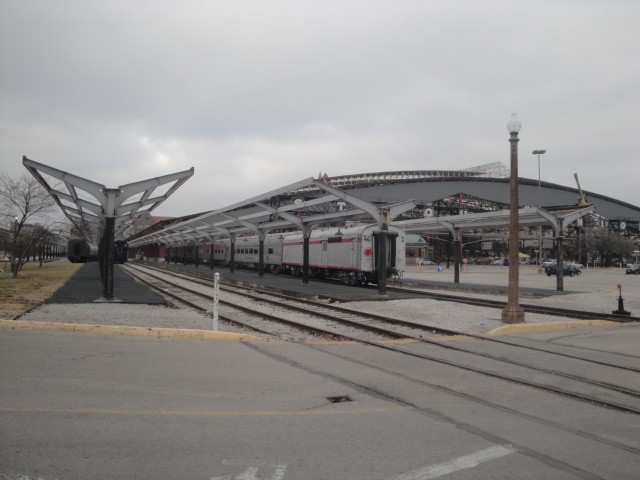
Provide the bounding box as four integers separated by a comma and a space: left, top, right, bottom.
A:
492, 258, 508, 266
417, 259, 435, 266
545, 264, 582, 277
473, 258, 493, 265
626, 264, 640, 275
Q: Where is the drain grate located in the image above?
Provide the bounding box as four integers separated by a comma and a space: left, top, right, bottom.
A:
326, 395, 352, 403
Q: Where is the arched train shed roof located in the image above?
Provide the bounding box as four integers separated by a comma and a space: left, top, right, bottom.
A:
340, 176, 639, 222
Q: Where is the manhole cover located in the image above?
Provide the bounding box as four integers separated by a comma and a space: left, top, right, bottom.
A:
327, 395, 352, 403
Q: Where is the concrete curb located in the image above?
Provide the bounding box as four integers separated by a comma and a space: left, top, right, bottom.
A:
487, 319, 619, 335
0, 319, 259, 341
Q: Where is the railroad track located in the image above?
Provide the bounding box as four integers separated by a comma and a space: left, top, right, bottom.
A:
123, 262, 640, 416
121, 263, 400, 343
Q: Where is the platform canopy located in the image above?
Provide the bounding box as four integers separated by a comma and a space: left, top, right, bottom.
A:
392, 204, 596, 239
22, 156, 194, 240
127, 176, 416, 248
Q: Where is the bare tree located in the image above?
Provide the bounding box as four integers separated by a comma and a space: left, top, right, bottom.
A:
0, 172, 61, 277
581, 225, 637, 266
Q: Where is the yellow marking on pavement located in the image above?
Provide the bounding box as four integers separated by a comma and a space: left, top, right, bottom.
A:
488, 319, 619, 335
0, 319, 258, 341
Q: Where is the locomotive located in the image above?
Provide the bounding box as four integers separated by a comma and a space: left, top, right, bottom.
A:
114, 240, 128, 264
166, 222, 406, 285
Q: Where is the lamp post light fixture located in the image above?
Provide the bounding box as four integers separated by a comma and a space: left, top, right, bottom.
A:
532, 149, 546, 270
502, 113, 525, 324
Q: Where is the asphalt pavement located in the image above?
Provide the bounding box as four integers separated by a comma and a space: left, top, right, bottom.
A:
2, 261, 639, 479
1, 326, 639, 479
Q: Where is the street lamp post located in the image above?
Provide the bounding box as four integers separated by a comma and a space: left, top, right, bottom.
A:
532, 149, 546, 270
502, 113, 525, 324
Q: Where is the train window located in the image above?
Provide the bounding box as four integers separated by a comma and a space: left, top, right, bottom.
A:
268, 248, 274, 254
323, 242, 327, 251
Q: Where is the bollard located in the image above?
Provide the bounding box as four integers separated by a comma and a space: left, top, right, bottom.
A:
612, 284, 630, 316
212, 272, 220, 330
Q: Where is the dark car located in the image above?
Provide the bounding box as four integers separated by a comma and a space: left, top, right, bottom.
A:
545, 264, 582, 277
627, 264, 640, 275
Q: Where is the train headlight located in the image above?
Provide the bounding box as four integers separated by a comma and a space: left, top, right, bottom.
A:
364, 247, 373, 256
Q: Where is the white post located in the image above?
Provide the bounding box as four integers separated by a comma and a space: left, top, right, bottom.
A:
212, 272, 220, 331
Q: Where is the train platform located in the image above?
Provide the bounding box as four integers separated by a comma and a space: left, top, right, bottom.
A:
43, 260, 640, 314
15, 260, 636, 337
143, 261, 576, 302
47, 262, 165, 305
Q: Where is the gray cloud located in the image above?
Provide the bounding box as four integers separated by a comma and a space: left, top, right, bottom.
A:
1, 0, 638, 216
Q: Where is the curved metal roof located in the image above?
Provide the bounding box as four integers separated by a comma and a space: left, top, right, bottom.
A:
341, 176, 639, 222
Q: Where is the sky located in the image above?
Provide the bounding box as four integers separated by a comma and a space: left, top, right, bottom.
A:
1, 0, 638, 218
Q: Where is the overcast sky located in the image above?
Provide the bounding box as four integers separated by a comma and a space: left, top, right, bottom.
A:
1, 0, 638, 218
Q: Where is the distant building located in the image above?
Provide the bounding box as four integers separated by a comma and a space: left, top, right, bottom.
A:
406, 234, 431, 264
120, 212, 173, 240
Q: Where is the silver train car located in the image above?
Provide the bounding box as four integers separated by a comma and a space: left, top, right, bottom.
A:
67, 239, 98, 263
281, 223, 405, 285
175, 223, 406, 285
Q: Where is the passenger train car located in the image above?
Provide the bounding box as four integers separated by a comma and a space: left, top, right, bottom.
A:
68, 239, 128, 263
165, 223, 406, 285
67, 239, 98, 263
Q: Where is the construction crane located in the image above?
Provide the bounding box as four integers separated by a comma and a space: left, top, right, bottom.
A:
573, 173, 589, 206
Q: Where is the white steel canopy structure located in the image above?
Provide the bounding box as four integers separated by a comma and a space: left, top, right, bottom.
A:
393, 204, 596, 288
23, 156, 194, 238
129, 174, 595, 291
22, 155, 194, 298
128, 176, 417, 294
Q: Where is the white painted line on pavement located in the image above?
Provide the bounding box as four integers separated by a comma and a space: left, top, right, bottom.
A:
387, 444, 516, 480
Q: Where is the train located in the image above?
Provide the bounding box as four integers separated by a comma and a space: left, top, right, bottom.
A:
114, 240, 128, 264
67, 239, 98, 263
163, 222, 406, 285
67, 239, 128, 263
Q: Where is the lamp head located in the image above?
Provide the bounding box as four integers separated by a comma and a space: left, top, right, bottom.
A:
532, 149, 546, 155
507, 113, 521, 133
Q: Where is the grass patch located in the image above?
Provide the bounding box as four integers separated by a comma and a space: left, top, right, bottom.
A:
0, 260, 83, 319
